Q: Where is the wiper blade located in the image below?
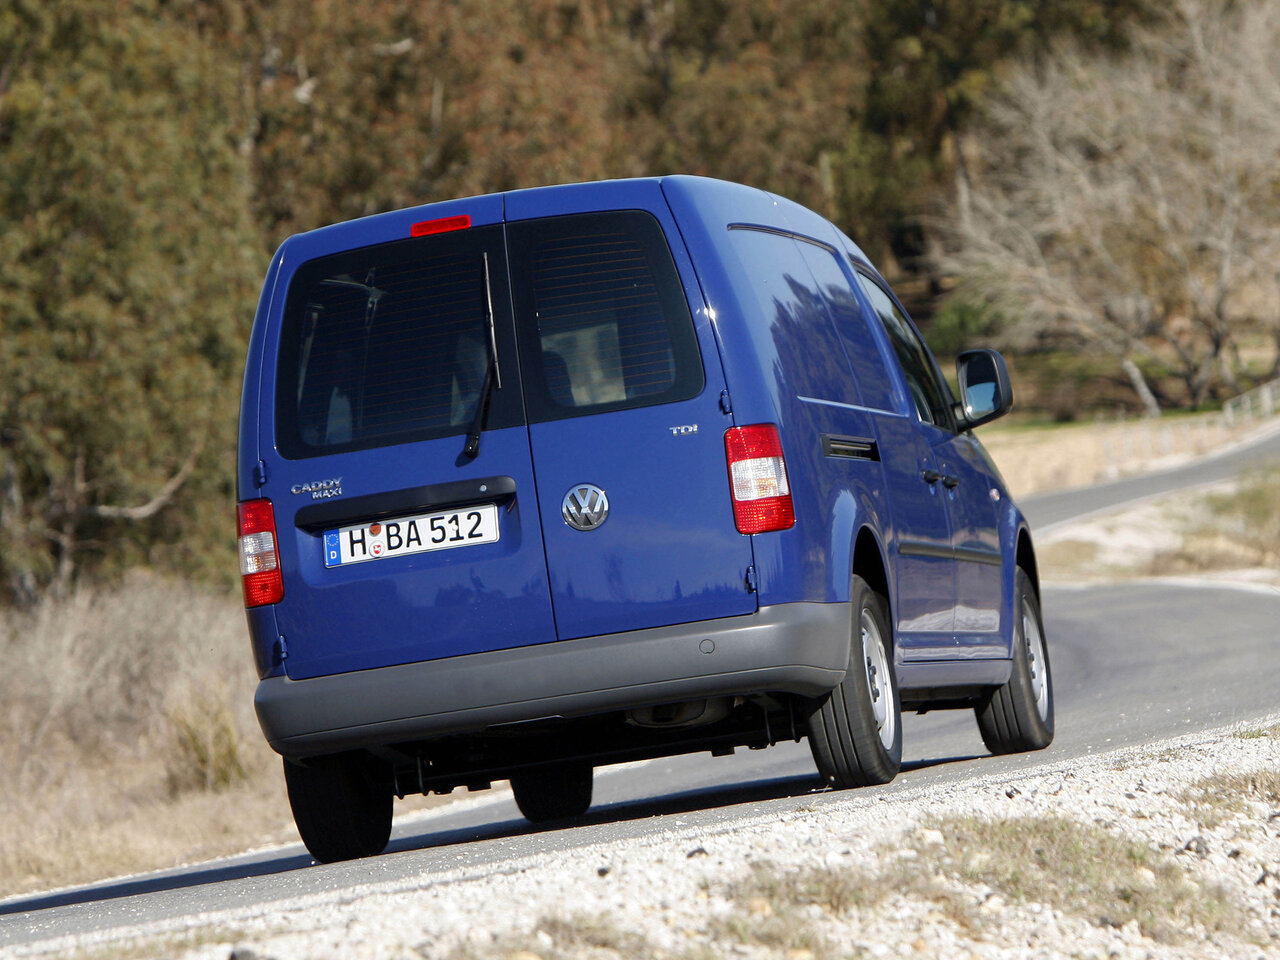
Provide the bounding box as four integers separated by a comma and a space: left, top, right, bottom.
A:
463, 252, 500, 459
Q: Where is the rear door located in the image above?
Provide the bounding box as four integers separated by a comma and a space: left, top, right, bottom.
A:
259, 215, 557, 680
504, 195, 757, 641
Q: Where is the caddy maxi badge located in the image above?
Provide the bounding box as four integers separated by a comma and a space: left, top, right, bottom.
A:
562, 484, 609, 531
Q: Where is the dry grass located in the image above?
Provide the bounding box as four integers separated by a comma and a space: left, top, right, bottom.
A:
0, 574, 495, 899
915, 814, 1241, 944
711, 862, 847, 958
1180, 768, 1280, 828
0, 573, 290, 898
449, 912, 654, 960
26, 926, 250, 960
1235, 723, 1280, 740
1039, 463, 1280, 583
710, 814, 1248, 950
981, 414, 1259, 498
1157, 464, 1280, 573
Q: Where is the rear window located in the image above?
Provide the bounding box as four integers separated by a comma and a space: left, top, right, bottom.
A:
507, 211, 703, 422
274, 225, 520, 459
273, 211, 702, 458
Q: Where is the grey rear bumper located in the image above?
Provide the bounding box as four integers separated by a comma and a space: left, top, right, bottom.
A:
255, 602, 851, 758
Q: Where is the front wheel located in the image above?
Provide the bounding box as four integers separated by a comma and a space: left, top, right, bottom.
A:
805, 575, 902, 788
975, 567, 1054, 754
510, 763, 593, 823
284, 752, 393, 863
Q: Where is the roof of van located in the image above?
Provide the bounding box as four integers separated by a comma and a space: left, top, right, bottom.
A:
279, 176, 872, 269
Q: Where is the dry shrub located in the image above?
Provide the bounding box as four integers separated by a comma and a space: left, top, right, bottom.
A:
166, 682, 249, 795
0, 573, 286, 896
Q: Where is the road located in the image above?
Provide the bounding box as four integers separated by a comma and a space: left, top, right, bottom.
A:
3, 425, 1279, 950
1020, 418, 1280, 531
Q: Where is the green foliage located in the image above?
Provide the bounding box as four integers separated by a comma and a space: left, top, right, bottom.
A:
925, 295, 1005, 359
0, 0, 259, 601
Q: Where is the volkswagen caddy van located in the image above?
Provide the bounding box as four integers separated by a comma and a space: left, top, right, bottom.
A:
237, 176, 1053, 862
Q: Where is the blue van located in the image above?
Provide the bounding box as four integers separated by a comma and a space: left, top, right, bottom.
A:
237, 176, 1052, 862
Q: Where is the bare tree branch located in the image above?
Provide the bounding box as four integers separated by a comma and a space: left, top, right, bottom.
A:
933, 0, 1280, 410
92, 446, 202, 521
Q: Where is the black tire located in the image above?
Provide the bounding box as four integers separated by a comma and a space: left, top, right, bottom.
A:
510, 763, 593, 823
975, 567, 1054, 754
284, 752, 393, 863
805, 575, 902, 788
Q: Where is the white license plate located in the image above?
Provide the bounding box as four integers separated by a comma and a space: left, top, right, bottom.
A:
324, 504, 499, 567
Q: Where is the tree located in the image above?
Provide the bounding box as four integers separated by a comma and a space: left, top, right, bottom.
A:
0, 0, 260, 604
855, 0, 1150, 269
174, 0, 621, 243
936, 0, 1280, 413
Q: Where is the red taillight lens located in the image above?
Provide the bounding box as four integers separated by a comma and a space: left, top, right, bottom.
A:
238, 499, 283, 607
410, 214, 471, 237
725, 424, 795, 534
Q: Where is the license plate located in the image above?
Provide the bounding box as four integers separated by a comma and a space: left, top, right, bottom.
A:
324, 504, 500, 567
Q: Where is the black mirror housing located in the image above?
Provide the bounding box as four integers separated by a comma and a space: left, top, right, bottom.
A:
955, 348, 1013, 430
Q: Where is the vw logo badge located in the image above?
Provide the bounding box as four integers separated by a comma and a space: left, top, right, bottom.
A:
562, 483, 609, 531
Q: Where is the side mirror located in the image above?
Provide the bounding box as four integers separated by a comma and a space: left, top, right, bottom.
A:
955, 348, 1012, 430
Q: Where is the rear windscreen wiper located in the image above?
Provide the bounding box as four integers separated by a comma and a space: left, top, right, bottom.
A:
463, 252, 500, 459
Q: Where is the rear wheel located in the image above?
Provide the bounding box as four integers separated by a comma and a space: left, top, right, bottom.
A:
805, 575, 902, 788
284, 752, 393, 863
510, 763, 593, 823
975, 567, 1054, 754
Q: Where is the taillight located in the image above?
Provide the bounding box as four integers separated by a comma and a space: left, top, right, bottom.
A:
724, 424, 795, 534
238, 499, 283, 607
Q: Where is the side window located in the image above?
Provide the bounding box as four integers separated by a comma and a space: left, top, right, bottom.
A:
796, 244, 897, 412
856, 275, 954, 429
725, 228, 860, 407
507, 211, 704, 422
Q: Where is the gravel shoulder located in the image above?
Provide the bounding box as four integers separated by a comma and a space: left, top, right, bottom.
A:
11, 718, 1279, 960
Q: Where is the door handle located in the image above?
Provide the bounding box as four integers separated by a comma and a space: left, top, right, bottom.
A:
941, 474, 960, 489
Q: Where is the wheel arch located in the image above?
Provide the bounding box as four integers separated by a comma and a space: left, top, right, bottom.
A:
1015, 525, 1040, 602
852, 524, 892, 628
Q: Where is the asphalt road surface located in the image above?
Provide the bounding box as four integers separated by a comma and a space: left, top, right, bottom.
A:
1021, 418, 1280, 531
3, 426, 1279, 949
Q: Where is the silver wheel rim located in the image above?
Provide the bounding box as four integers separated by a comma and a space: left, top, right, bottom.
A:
1021, 596, 1049, 722
860, 608, 896, 750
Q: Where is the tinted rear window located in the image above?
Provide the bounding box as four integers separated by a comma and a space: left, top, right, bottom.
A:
507, 211, 703, 422
274, 225, 520, 459
274, 211, 702, 458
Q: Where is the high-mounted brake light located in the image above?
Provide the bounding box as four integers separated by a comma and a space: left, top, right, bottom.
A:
410, 214, 471, 237
724, 424, 795, 534
238, 499, 284, 607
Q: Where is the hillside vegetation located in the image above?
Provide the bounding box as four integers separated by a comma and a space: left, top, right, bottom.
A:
1, 0, 1276, 602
